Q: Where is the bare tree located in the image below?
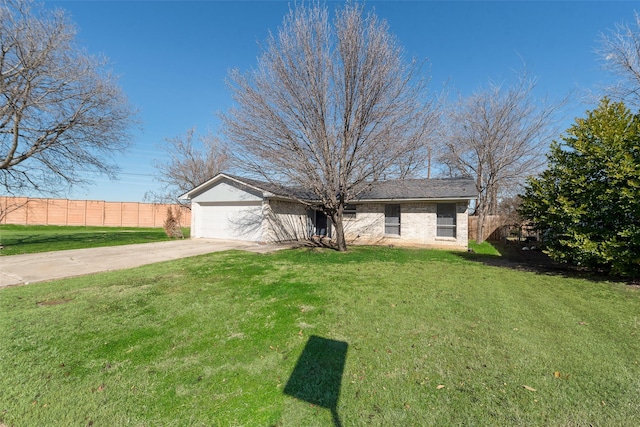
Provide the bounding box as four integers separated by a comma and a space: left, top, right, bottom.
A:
148, 127, 229, 204
222, 2, 439, 251
0, 0, 135, 195
441, 73, 563, 243
598, 12, 640, 108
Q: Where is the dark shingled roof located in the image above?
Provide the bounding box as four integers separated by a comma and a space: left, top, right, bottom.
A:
222, 174, 476, 201
355, 178, 476, 200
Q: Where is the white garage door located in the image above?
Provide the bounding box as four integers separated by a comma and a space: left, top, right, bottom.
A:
194, 202, 263, 241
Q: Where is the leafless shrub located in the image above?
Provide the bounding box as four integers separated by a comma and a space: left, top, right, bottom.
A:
163, 206, 184, 239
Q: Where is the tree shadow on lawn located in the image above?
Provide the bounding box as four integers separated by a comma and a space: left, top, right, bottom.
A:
0, 230, 164, 253
289, 237, 338, 250
284, 335, 348, 427
456, 241, 634, 286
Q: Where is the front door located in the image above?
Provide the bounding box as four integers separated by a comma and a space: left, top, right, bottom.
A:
315, 211, 328, 237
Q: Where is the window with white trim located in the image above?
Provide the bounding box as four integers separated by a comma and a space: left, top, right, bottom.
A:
384, 204, 401, 236
437, 203, 457, 238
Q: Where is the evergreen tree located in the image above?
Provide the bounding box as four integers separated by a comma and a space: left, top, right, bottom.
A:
519, 99, 640, 277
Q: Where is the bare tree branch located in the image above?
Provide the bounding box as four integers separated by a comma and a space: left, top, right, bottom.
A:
222, 2, 439, 251
0, 0, 136, 195
597, 12, 640, 109
147, 127, 229, 204
440, 71, 566, 243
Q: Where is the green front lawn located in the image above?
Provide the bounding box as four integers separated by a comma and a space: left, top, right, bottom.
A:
0, 246, 638, 426
0, 225, 190, 255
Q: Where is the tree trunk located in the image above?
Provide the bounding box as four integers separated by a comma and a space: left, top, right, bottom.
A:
330, 212, 348, 252
476, 212, 485, 244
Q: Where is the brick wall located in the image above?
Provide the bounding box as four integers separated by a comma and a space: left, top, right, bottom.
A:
343, 201, 469, 249
0, 197, 190, 228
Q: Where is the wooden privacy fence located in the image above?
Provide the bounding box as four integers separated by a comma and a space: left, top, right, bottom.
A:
0, 197, 191, 228
468, 215, 508, 242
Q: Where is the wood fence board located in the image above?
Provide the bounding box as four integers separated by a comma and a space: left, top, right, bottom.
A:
468, 215, 509, 241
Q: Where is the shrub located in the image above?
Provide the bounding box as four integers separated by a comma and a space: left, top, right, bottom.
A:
163, 206, 184, 239
519, 99, 640, 277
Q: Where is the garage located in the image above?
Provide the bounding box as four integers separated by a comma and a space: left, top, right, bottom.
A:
192, 201, 263, 241
181, 174, 269, 241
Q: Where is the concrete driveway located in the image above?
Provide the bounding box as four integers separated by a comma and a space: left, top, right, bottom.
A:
0, 239, 285, 289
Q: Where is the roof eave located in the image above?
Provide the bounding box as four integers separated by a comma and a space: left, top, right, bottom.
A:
180, 173, 273, 200
353, 196, 476, 203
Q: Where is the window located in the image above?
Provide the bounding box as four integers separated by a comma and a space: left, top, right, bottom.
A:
385, 204, 401, 236
343, 204, 357, 219
437, 203, 457, 238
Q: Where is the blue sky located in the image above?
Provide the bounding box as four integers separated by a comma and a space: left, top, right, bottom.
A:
43, 0, 637, 202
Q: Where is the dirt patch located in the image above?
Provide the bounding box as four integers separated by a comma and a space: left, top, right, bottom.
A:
626, 280, 640, 289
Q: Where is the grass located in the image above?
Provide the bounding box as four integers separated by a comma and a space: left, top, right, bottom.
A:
468, 239, 502, 255
0, 246, 639, 426
0, 225, 190, 255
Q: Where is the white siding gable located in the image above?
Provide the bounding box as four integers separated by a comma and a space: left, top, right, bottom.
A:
191, 180, 263, 203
